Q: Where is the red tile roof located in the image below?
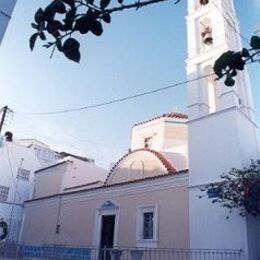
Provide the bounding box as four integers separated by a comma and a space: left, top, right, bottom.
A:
105, 148, 177, 184
133, 112, 188, 127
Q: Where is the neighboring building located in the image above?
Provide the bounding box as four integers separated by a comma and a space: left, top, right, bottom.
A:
21, 113, 189, 250
32, 156, 107, 199
0, 0, 16, 45
0, 134, 58, 242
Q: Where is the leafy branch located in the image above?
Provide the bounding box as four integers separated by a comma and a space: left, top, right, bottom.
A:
213, 36, 260, 86
30, 0, 181, 62
200, 160, 260, 218
30, 0, 260, 87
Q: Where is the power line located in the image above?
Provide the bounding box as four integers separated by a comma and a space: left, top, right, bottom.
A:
20, 73, 214, 116
212, 0, 250, 44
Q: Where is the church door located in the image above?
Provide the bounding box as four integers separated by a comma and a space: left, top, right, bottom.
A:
100, 215, 115, 260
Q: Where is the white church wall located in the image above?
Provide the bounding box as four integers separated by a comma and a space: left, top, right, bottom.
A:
131, 118, 188, 170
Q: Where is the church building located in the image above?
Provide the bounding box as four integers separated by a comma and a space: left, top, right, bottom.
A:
19, 0, 259, 259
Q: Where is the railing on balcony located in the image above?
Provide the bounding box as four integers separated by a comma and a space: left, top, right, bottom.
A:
0, 243, 243, 260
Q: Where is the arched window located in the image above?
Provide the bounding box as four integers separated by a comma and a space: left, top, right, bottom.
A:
200, 18, 213, 46
200, 0, 209, 6
129, 160, 144, 180
203, 65, 217, 113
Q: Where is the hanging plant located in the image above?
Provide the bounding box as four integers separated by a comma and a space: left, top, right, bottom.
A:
200, 160, 260, 218
0, 220, 8, 241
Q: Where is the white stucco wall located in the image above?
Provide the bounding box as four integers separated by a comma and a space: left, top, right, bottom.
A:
0, 137, 57, 242
131, 118, 188, 170
33, 157, 107, 199
187, 1, 259, 259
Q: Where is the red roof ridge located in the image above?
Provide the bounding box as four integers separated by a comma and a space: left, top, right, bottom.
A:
133, 112, 188, 127
105, 148, 177, 184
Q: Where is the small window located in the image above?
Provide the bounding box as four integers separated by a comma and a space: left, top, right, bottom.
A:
17, 168, 30, 181
200, 0, 209, 5
137, 206, 157, 247
144, 137, 152, 149
201, 26, 213, 45
0, 185, 9, 202
143, 212, 154, 239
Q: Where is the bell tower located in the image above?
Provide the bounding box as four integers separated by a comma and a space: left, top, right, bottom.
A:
186, 0, 255, 120
187, 0, 260, 259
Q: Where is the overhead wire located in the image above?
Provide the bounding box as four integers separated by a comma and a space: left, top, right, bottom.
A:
212, 0, 250, 44
19, 73, 215, 116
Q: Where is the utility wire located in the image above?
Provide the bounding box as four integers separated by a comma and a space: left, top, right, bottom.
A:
212, 0, 250, 44
15, 2, 251, 117
20, 73, 214, 116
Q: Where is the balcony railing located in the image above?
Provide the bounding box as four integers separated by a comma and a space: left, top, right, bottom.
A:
0, 243, 243, 260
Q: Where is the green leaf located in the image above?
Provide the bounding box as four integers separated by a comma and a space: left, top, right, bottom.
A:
241, 48, 250, 58
102, 13, 111, 23
74, 15, 90, 34
29, 33, 39, 51
89, 20, 103, 36
52, 0, 67, 14
100, 0, 111, 9
250, 35, 260, 50
40, 32, 46, 40
62, 0, 75, 8
34, 8, 45, 24
31, 23, 39, 29
62, 38, 81, 63
46, 20, 63, 37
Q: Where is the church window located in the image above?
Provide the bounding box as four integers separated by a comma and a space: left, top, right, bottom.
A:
201, 26, 213, 45
137, 205, 158, 247
199, 18, 213, 47
143, 212, 154, 239
200, 0, 209, 6
0, 185, 9, 202
203, 65, 217, 113
144, 137, 152, 149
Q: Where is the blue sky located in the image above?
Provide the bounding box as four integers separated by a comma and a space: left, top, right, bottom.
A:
0, 0, 259, 168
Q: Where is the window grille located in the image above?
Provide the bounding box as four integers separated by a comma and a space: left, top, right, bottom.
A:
17, 168, 30, 181
143, 212, 154, 239
0, 185, 9, 202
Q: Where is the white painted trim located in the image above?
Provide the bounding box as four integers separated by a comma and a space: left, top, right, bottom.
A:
93, 200, 120, 248
136, 204, 158, 248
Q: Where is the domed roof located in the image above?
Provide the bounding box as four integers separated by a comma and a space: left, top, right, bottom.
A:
105, 148, 178, 185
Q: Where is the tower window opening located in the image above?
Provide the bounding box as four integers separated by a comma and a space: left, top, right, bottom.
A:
200, 0, 209, 5
200, 18, 213, 46
208, 81, 217, 113
201, 26, 213, 45
144, 137, 152, 149
203, 66, 217, 114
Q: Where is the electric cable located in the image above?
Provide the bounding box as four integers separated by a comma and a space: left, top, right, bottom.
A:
19, 73, 214, 116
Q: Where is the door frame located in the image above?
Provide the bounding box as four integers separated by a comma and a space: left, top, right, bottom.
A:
93, 200, 120, 248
